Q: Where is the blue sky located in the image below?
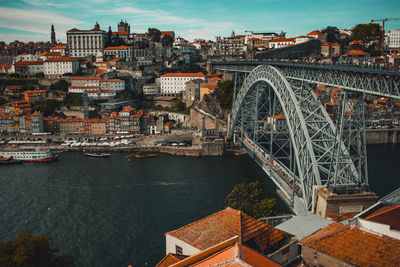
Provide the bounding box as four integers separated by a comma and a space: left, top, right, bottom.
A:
0, 0, 399, 43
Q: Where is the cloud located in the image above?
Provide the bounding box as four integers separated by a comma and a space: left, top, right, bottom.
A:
0, 7, 86, 42
0, 33, 48, 43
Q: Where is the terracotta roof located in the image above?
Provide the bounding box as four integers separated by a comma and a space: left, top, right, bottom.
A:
104, 45, 131, 50
308, 30, 322, 35
161, 31, 174, 35
156, 253, 187, 267
45, 57, 78, 62
363, 204, 400, 231
51, 46, 66, 50
349, 50, 368, 56
19, 52, 30, 55
101, 79, 124, 82
167, 207, 292, 252
270, 37, 295, 43
5, 85, 23, 90
72, 77, 100, 80
300, 222, 400, 267
322, 42, 339, 46
112, 31, 128, 35
248, 38, 262, 41
15, 61, 44, 67
101, 90, 116, 93
161, 72, 206, 78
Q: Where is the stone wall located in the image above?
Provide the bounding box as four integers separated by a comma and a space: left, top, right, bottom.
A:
301, 245, 352, 267
189, 108, 227, 130
366, 129, 400, 144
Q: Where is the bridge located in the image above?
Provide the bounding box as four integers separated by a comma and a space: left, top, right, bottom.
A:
212, 61, 400, 214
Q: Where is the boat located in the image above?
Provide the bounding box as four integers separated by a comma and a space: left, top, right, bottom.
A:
84, 152, 111, 157
0, 157, 22, 165
134, 153, 157, 158
0, 148, 58, 162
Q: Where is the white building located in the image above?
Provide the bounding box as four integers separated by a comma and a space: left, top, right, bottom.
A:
87, 89, 116, 99
13, 61, 44, 77
160, 72, 206, 95
68, 86, 100, 94
295, 35, 312, 44
387, 29, 400, 48
50, 46, 66, 56
44, 57, 79, 77
15, 53, 37, 62
104, 45, 133, 61
269, 37, 296, 49
101, 79, 125, 91
143, 84, 160, 96
67, 22, 105, 58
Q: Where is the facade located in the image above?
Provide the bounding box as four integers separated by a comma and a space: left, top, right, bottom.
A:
216, 33, 246, 58
143, 84, 161, 96
0, 55, 13, 65
104, 45, 133, 61
200, 82, 217, 101
183, 79, 204, 102
387, 29, 400, 48
160, 72, 206, 95
101, 79, 125, 91
15, 52, 37, 62
71, 77, 101, 87
295, 35, 312, 44
269, 37, 296, 49
13, 61, 44, 77
67, 22, 105, 58
44, 57, 79, 77
24, 90, 46, 104
321, 42, 340, 57
50, 46, 66, 56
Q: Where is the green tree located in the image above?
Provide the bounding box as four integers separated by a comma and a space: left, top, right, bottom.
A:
224, 181, 278, 218
33, 99, 60, 116
350, 23, 381, 44
161, 35, 174, 47
148, 28, 161, 42
34, 72, 44, 78
215, 80, 234, 110
0, 230, 75, 267
322, 26, 340, 43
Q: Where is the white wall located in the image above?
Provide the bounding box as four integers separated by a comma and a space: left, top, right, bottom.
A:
165, 234, 201, 256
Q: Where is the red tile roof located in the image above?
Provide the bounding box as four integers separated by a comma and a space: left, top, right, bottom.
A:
308, 30, 322, 35
167, 207, 292, 252
112, 31, 128, 35
15, 61, 44, 67
270, 37, 295, 43
51, 46, 66, 50
101, 79, 124, 82
300, 222, 400, 267
161, 31, 174, 35
364, 204, 400, 231
104, 45, 131, 50
41, 52, 61, 57
45, 57, 78, 62
156, 253, 187, 267
161, 72, 206, 78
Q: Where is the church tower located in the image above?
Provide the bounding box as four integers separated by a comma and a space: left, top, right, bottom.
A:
51, 24, 56, 44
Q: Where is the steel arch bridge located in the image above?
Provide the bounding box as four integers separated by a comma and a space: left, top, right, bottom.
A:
216, 63, 376, 214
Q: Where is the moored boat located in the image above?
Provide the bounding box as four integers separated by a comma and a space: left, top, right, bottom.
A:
0, 148, 58, 162
134, 153, 157, 158
84, 152, 111, 157
0, 157, 22, 165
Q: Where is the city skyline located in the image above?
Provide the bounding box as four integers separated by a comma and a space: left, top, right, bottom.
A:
0, 0, 400, 43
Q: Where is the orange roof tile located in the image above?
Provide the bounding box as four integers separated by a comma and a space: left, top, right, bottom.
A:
104, 45, 131, 50
167, 207, 292, 252
156, 253, 187, 267
161, 72, 206, 78
307, 30, 322, 35
101, 79, 124, 82
349, 50, 368, 56
51, 46, 66, 50
41, 52, 61, 57
161, 31, 174, 35
112, 31, 128, 35
300, 222, 400, 267
15, 61, 44, 67
45, 57, 78, 62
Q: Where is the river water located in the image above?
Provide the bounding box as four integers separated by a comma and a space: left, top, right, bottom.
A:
0, 144, 399, 266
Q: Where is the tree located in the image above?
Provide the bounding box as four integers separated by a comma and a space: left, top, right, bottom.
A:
322, 26, 340, 43
161, 35, 174, 47
224, 181, 278, 218
34, 72, 44, 78
52, 79, 70, 92
148, 28, 161, 42
33, 99, 60, 116
0, 230, 75, 267
350, 23, 381, 44
215, 80, 234, 110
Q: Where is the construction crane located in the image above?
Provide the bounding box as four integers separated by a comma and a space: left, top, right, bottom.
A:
370, 18, 400, 48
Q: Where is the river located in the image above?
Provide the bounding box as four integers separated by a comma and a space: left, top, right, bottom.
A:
0, 144, 399, 266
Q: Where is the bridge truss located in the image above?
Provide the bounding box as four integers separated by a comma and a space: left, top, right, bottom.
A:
221, 64, 370, 213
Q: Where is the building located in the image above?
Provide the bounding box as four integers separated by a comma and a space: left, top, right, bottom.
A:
24, 90, 46, 104
71, 77, 101, 87
160, 72, 206, 95
183, 79, 204, 104
50, 46, 66, 56
157, 237, 281, 267
161, 31, 175, 39
143, 84, 160, 96
101, 79, 125, 91
13, 61, 44, 77
300, 222, 400, 267
164, 207, 299, 266
269, 37, 296, 49
104, 45, 133, 61
51, 24, 56, 44
44, 57, 79, 77
0, 55, 13, 65
39, 51, 62, 61
307, 30, 326, 42
216, 31, 246, 58
15, 52, 37, 62
295, 35, 312, 44
321, 42, 340, 57
67, 22, 105, 58
387, 29, 400, 48
199, 82, 217, 101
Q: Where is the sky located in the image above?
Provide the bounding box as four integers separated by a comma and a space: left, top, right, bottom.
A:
0, 0, 400, 43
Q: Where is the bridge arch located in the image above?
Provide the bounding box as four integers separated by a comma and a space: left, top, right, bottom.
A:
230, 65, 358, 210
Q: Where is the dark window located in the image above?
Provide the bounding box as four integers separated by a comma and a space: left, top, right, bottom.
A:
175, 245, 183, 255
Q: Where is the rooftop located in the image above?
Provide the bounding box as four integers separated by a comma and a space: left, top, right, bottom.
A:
161, 72, 206, 78
156, 254, 187, 267
300, 222, 400, 267
45, 57, 78, 62
167, 207, 292, 252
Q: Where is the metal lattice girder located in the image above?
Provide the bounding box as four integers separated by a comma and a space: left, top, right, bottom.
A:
213, 61, 400, 99
230, 65, 359, 211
